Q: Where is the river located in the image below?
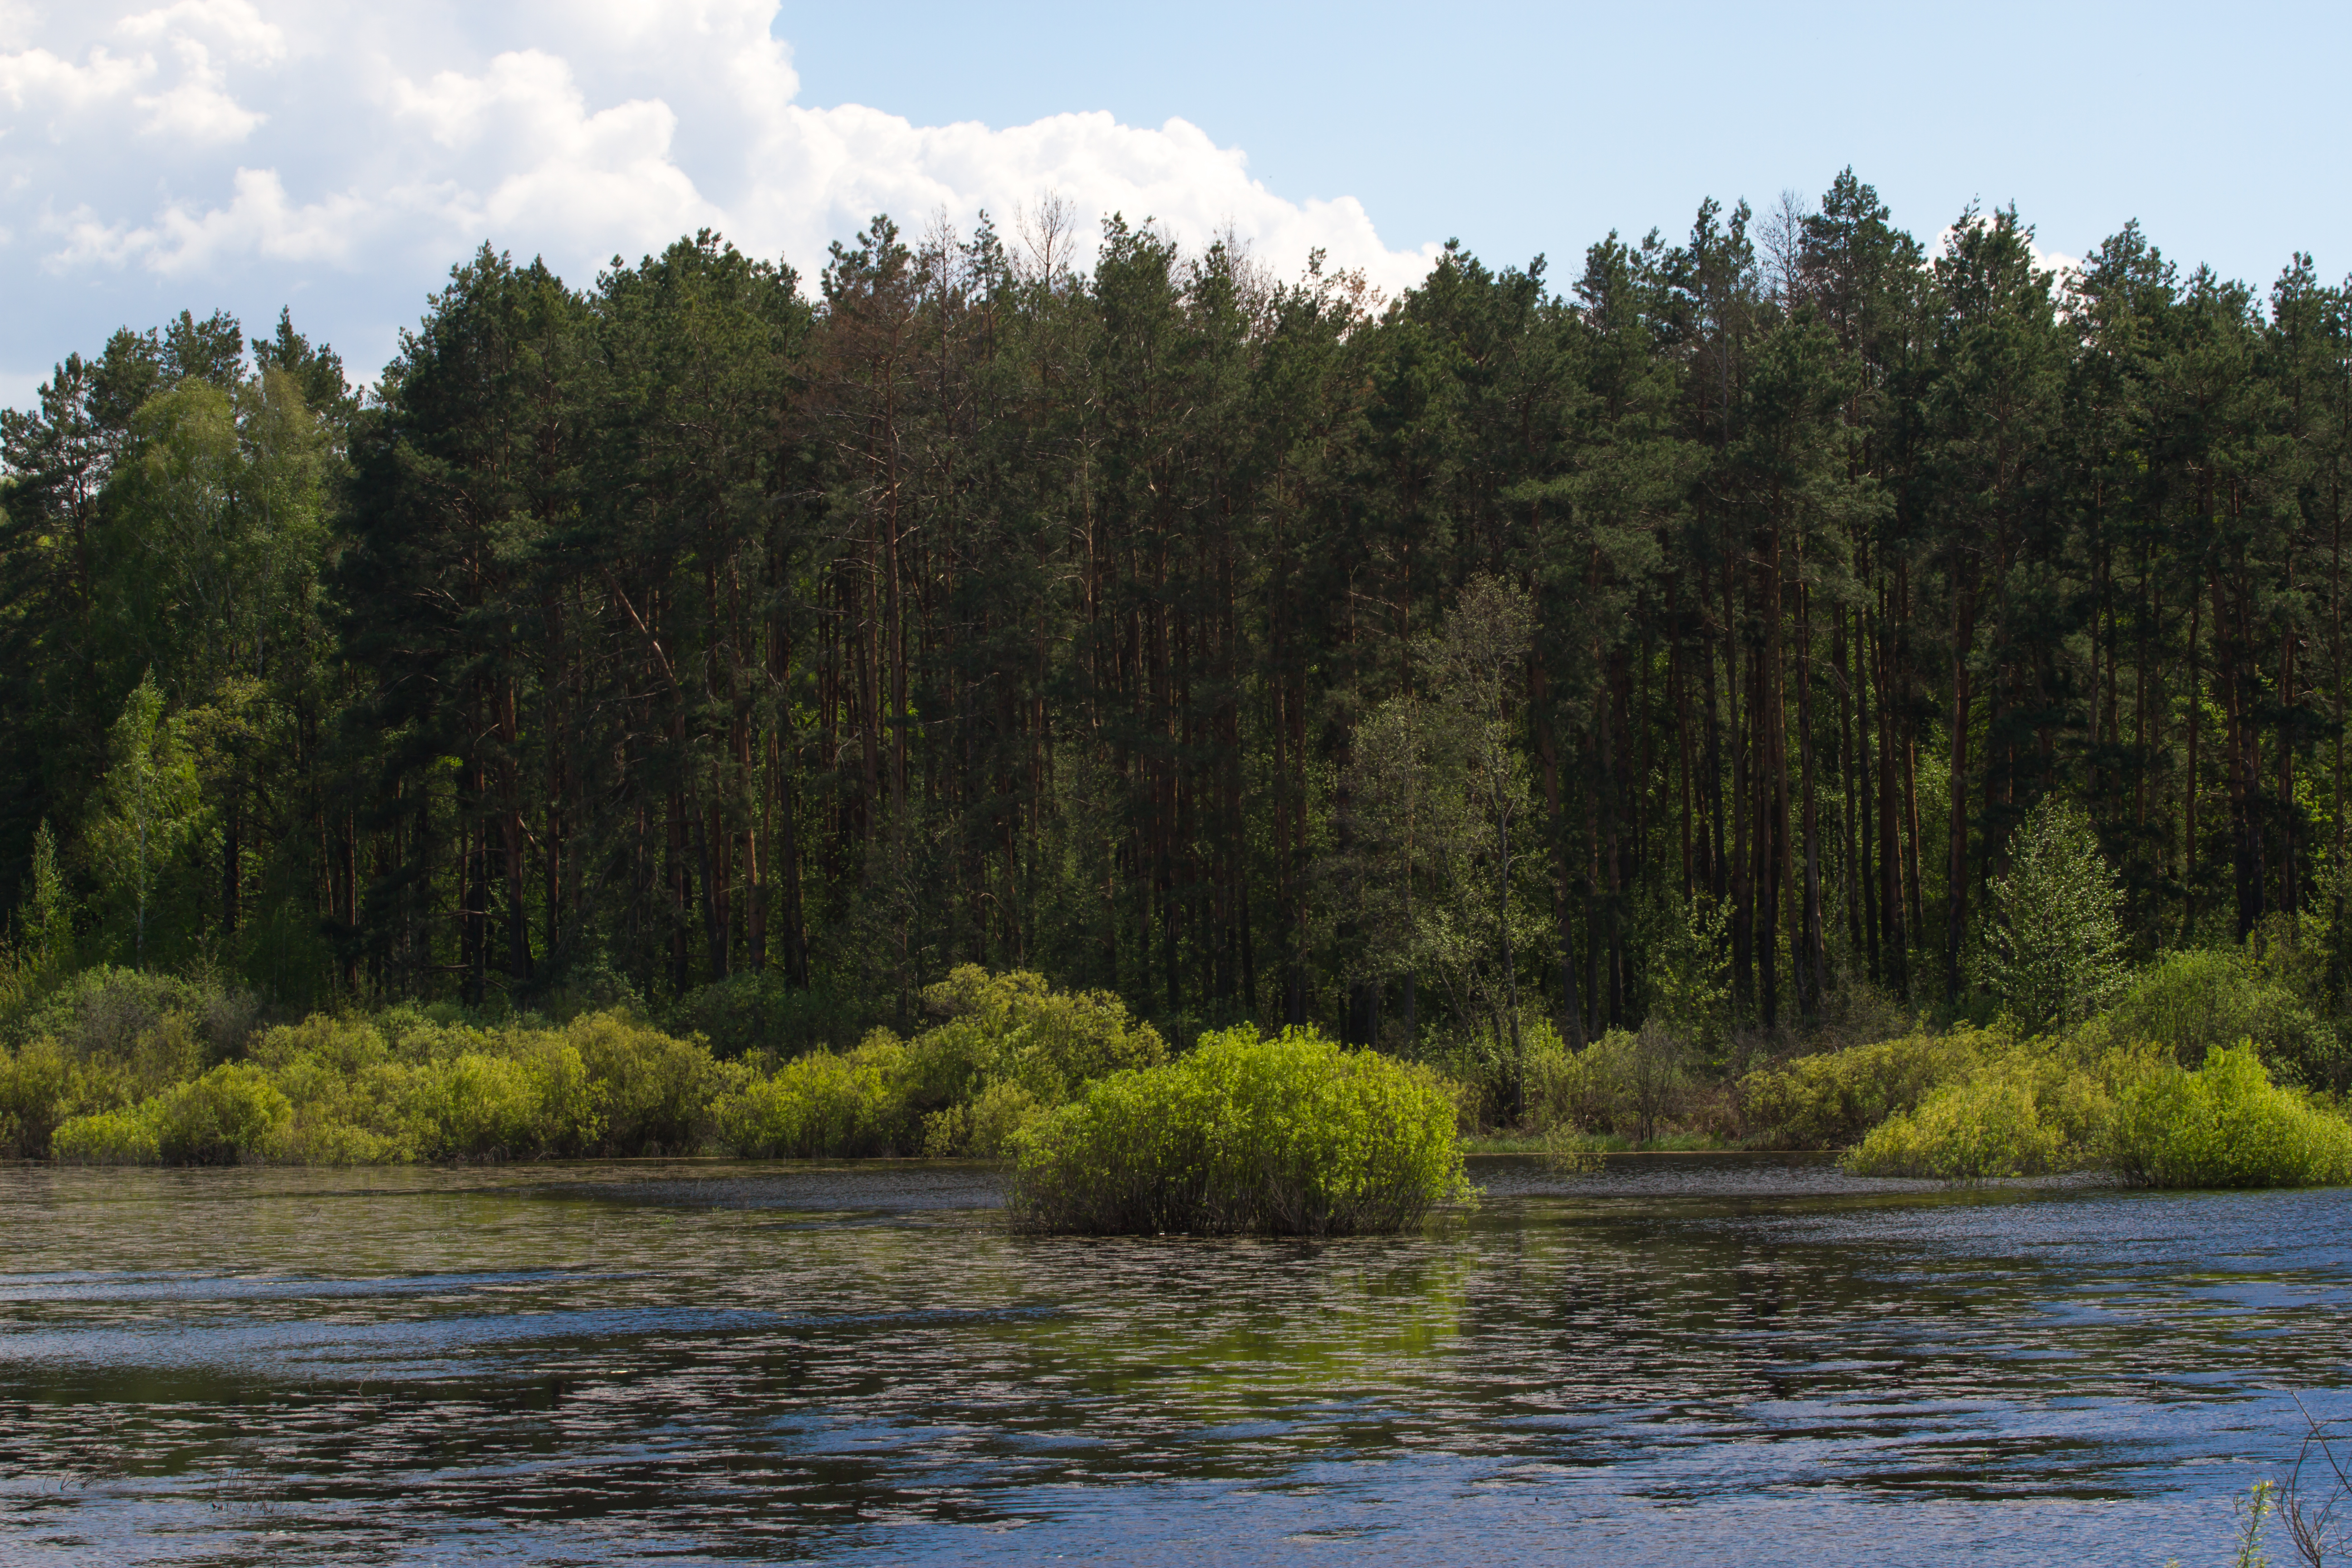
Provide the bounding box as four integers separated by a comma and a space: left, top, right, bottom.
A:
0, 1155, 2342, 1564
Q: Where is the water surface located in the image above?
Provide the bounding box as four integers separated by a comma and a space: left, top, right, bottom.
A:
0, 1155, 2342, 1564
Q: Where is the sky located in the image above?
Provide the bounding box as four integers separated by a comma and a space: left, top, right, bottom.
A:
0, 0, 2344, 407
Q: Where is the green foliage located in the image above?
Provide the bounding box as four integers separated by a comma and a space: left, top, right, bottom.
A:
51, 1061, 290, 1166
567, 1013, 739, 1154
14, 965, 1152, 1166
84, 676, 208, 970
48, 1107, 161, 1164
1835, 1034, 2352, 1188
1979, 797, 2127, 1034
711, 1030, 912, 1158
1526, 1022, 1691, 1144
12, 820, 70, 971
1738, 1027, 1994, 1148
0, 1039, 82, 1157
1006, 1024, 1470, 1236
916, 965, 1167, 1103
2097, 946, 2344, 1087
2107, 1044, 2352, 1189
1843, 1044, 2127, 1179
1646, 895, 1731, 1053
663, 971, 868, 1058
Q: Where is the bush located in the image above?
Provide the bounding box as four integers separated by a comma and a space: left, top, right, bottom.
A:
713, 1031, 911, 1157
1739, 1027, 1990, 1149
51, 1062, 291, 1166
1842, 1048, 2116, 1179
2108, 1043, 2352, 1188
1525, 1024, 1688, 1142
560, 1014, 739, 1154
920, 1079, 1044, 1159
406, 1045, 603, 1160
1006, 1024, 1469, 1236
12, 967, 1180, 1167
916, 965, 1165, 1103
51, 1107, 161, 1164
5, 967, 254, 1070
150, 1063, 293, 1164
0, 1039, 82, 1157
2098, 948, 2343, 1087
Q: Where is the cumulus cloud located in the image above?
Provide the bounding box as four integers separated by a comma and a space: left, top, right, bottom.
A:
0, 0, 1439, 390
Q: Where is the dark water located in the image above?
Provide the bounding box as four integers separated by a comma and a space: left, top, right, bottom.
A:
0, 1156, 2345, 1565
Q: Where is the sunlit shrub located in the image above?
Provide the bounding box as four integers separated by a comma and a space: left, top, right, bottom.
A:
1845, 1064, 2079, 1179
915, 965, 1165, 1105
1007, 1024, 1469, 1236
2107, 1043, 2352, 1188
558, 1013, 737, 1154
50, 1061, 292, 1165
921, 1078, 1043, 1158
1739, 1027, 1991, 1149
405, 1045, 603, 1160
247, 1016, 416, 1161
51, 1107, 161, 1164
149, 1063, 293, 1164
713, 1030, 911, 1157
16, 969, 1185, 1166
0, 1039, 83, 1157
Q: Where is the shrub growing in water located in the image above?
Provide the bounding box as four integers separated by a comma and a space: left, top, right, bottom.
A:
1842, 1047, 2119, 1180
712, 1031, 912, 1157
2107, 1043, 2352, 1188
51, 1061, 291, 1165
1006, 1024, 1469, 1236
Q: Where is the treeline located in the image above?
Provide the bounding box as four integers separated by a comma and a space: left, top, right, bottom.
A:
2, 170, 2349, 1050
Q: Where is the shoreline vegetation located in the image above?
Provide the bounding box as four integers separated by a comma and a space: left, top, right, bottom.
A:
7, 906, 2352, 1227
4, 175, 2352, 1230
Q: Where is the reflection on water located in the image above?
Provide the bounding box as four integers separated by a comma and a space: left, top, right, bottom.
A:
0, 1155, 2343, 1564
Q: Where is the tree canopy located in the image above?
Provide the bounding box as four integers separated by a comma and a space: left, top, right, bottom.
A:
3, 177, 2348, 1050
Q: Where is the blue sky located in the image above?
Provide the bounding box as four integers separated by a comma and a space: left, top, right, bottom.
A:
783, 0, 2350, 280
2, 0, 2343, 405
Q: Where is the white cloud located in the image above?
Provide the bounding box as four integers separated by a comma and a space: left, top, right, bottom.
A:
116, 0, 285, 64
0, 0, 1439, 396
0, 45, 150, 118
134, 37, 264, 141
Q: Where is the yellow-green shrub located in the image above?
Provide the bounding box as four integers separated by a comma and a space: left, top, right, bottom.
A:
713, 1031, 911, 1157
917, 1078, 1042, 1158
549, 1014, 738, 1154
2108, 1043, 2352, 1188
1740, 1027, 1991, 1148
404, 1045, 602, 1159
1008, 1024, 1469, 1235
1845, 1061, 2085, 1179
2096, 948, 2343, 1086
0, 1039, 86, 1157
51, 1107, 162, 1164
51, 1061, 292, 1166
911, 965, 1165, 1107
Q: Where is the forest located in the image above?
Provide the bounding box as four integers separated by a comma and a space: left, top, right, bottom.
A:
2, 168, 2348, 1073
